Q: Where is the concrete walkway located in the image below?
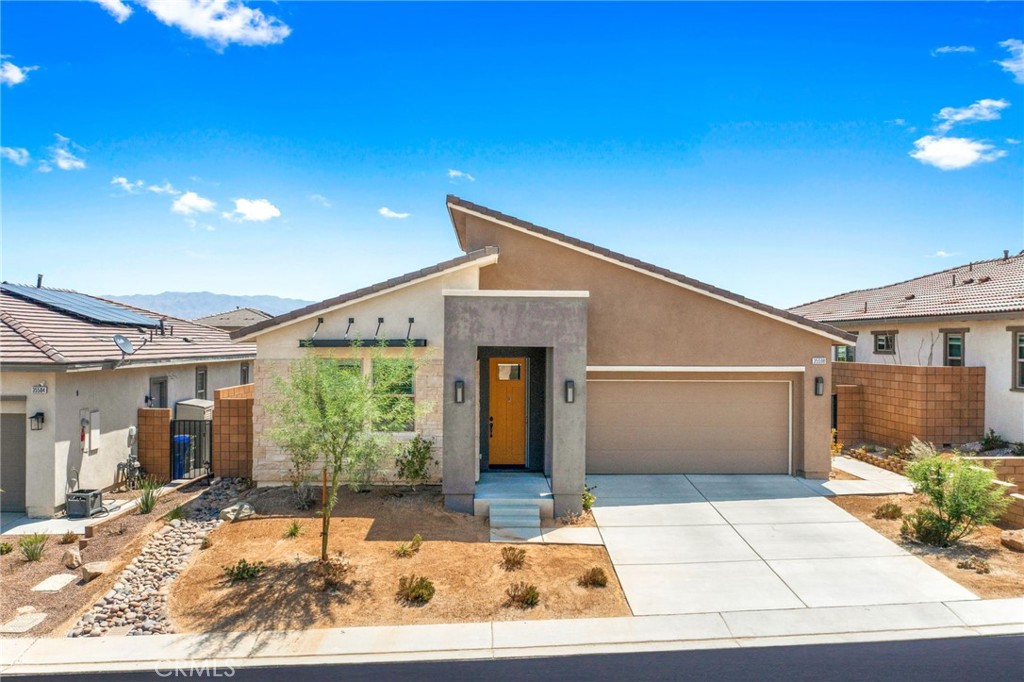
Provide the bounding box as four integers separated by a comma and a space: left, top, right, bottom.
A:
587, 474, 972, 617
1, 598, 1020, 675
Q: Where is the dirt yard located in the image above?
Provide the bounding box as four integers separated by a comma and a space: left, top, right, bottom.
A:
169, 486, 629, 632
0, 486, 197, 636
830, 494, 1024, 599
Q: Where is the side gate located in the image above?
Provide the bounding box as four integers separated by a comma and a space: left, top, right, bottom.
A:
169, 419, 212, 480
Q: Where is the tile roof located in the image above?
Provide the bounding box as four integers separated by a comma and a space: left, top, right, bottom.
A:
790, 252, 1024, 323
194, 307, 272, 329
1, 285, 254, 369
446, 195, 856, 343
231, 247, 501, 341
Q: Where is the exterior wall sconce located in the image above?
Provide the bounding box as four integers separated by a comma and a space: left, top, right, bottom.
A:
454, 380, 465, 404
814, 376, 825, 396
29, 412, 45, 430
565, 380, 575, 404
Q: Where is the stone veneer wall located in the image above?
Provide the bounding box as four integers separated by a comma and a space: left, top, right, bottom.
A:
212, 384, 254, 478
252, 356, 444, 485
137, 408, 171, 482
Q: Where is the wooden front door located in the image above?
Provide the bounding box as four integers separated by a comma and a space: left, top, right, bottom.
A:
488, 357, 527, 466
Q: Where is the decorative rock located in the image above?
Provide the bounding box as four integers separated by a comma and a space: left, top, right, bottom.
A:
62, 547, 83, 569
81, 562, 110, 584
1001, 529, 1024, 552
219, 502, 254, 522
169, 519, 182, 528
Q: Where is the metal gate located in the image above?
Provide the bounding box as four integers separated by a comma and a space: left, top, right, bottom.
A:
169, 420, 212, 480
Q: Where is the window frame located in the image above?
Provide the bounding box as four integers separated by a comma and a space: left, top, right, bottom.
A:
370, 358, 415, 433
195, 366, 208, 400
1011, 327, 1024, 392
872, 330, 897, 355
240, 362, 250, 385
941, 329, 967, 367
834, 345, 856, 362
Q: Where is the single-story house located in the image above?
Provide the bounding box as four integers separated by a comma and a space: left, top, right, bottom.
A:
1, 283, 255, 517
194, 307, 272, 332
790, 251, 1024, 442
233, 196, 855, 516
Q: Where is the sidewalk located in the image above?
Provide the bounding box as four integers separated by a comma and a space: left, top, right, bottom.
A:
2, 598, 1021, 675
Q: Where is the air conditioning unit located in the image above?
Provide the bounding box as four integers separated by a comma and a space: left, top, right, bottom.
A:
66, 489, 103, 518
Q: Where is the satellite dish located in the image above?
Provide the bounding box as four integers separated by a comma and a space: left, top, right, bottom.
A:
113, 334, 135, 355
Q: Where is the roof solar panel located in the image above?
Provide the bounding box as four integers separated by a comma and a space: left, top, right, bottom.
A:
1, 283, 161, 328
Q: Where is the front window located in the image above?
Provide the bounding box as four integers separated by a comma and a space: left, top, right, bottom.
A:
1017, 332, 1024, 389
835, 346, 856, 362
873, 332, 896, 354
195, 367, 208, 399
240, 362, 250, 384
371, 359, 415, 432
944, 333, 964, 367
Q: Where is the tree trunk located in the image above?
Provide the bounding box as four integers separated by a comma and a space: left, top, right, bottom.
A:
320, 465, 329, 562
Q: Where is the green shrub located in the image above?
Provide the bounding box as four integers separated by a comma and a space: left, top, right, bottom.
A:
223, 558, 266, 583
285, 521, 303, 538
500, 546, 526, 571
58, 530, 79, 545
578, 566, 608, 588
394, 533, 423, 558
0, 542, 13, 555
980, 429, 1009, 452
873, 501, 904, 520
903, 455, 1010, 546
200, 536, 212, 550
166, 505, 185, 522
397, 575, 435, 604
1011, 442, 1024, 457
505, 581, 540, 609
581, 485, 597, 512
394, 435, 436, 490
135, 476, 162, 514
19, 533, 48, 561
956, 556, 991, 574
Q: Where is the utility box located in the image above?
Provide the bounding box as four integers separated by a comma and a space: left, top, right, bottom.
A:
175, 399, 214, 421
67, 489, 103, 518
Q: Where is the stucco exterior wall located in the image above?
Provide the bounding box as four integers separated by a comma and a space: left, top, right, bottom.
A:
842, 318, 1023, 441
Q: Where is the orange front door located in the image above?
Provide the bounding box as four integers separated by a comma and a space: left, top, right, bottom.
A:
488, 357, 527, 466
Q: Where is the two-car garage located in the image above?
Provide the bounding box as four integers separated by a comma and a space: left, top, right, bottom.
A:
585, 376, 793, 475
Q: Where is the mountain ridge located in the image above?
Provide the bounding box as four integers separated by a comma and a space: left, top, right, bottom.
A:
104, 291, 315, 320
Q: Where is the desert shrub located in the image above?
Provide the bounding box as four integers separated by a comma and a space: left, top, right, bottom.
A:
394, 533, 423, 558
313, 553, 351, 591
907, 437, 938, 461
560, 510, 585, 526
166, 505, 185, 522
956, 556, 991, 574
347, 435, 390, 492
395, 435, 436, 490
830, 429, 844, 456
285, 521, 303, 538
105, 522, 128, 537
223, 558, 266, 583
980, 429, 1009, 452
581, 485, 597, 512
1012, 442, 1024, 456
19, 533, 48, 561
287, 459, 317, 511
578, 566, 608, 588
500, 546, 526, 571
0, 542, 12, 555
200, 536, 212, 550
135, 476, 162, 514
505, 581, 540, 609
873, 501, 904, 520
903, 455, 1010, 546
58, 530, 79, 545
397, 575, 435, 604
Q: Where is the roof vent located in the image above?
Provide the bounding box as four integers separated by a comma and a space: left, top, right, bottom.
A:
962, 278, 974, 284
952, 273, 957, 286
978, 276, 991, 283
1004, 249, 1010, 261
904, 294, 915, 300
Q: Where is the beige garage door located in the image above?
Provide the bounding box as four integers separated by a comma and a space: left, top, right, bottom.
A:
586, 381, 790, 474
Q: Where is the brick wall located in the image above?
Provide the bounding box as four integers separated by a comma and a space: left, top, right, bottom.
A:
832, 363, 985, 448
137, 407, 171, 481
972, 456, 1024, 487
213, 383, 254, 478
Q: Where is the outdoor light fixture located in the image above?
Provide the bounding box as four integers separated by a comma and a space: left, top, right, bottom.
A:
565, 380, 575, 403
29, 412, 45, 430
815, 376, 825, 396
454, 380, 465, 404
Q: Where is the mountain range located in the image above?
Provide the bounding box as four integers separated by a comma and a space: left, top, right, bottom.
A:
105, 292, 315, 320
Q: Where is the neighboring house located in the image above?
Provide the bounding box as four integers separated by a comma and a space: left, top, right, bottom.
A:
0, 284, 255, 517
790, 251, 1024, 442
194, 307, 272, 333
233, 196, 854, 516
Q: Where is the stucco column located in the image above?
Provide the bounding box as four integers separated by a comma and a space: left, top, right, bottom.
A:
442, 325, 480, 514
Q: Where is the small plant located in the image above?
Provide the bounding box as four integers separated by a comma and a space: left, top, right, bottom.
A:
980, 429, 1009, 452
58, 530, 79, 545
394, 435, 437, 490
0, 542, 13, 555
956, 556, 991, 574
907, 437, 938, 461
578, 566, 608, 588
1011, 441, 1024, 456
873, 501, 904, 520
581, 484, 597, 512
560, 510, 585, 526
505, 581, 540, 609
394, 533, 423, 558
313, 553, 350, 591
223, 558, 266, 583
500, 546, 527, 571
166, 505, 185, 522
200, 536, 212, 550
397, 574, 435, 604
135, 476, 162, 515
19, 533, 48, 562
285, 521, 303, 538
105, 522, 128, 537
900, 510, 948, 546
830, 428, 844, 456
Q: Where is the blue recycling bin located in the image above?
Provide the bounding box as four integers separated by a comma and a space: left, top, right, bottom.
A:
172, 435, 192, 479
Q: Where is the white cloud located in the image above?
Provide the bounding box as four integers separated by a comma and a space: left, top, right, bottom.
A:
928, 250, 959, 258
910, 135, 1007, 170
1007, 138, 1022, 145
147, 181, 180, 195
111, 176, 144, 193
0, 147, 30, 165
447, 169, 476, 182
997, 38, 1024, 84
308, 193, 332, 208
223, 198, 281, 222
172, 191, 216, 215
0, 56, 39, 86
931, 45, 974, 56
138, 0, 291, 50
94, 0, 132, 23
49, 134, 87, 171
37, 161, 52, 173
934, 98, 1010, 133
379, 207, 411, 219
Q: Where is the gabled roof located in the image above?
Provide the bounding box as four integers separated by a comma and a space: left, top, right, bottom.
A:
194, 307, 272, 329
790, 252, 1024, 324
231, 247, 500, 341
446, 195, 856, 344
1, 285, 254, 370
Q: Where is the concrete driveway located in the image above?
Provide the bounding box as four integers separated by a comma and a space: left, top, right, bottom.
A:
587, 474, 978, 617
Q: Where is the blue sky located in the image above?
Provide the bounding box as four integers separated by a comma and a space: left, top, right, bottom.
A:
2, 1, 1022, 309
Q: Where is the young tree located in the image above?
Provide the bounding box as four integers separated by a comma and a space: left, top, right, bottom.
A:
267, 343, 421, 561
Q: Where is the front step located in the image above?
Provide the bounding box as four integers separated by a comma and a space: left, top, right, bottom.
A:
488, 503, 541, 530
